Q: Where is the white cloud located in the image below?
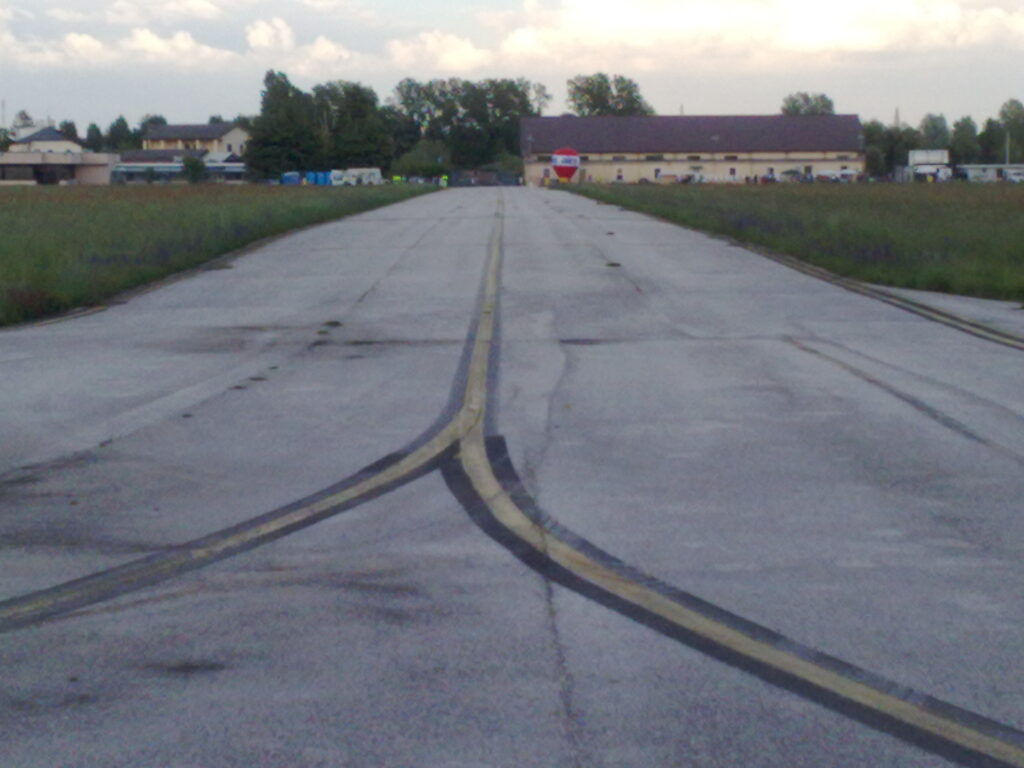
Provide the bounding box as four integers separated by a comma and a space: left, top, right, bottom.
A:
296, 0, 378, 24
387, 30, 494, 72
289, 34, 353, 75
105, 0, 145, 25
490, 0, 1024, 67
45, 7, 90, 23
159, 0, 223, 20
64, 31, 120, 63
120, 26, 236, 63
245, 16, 294, 50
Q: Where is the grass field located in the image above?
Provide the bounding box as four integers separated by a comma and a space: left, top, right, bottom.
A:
569, 183, 1024, 303
0, 184, 435, 326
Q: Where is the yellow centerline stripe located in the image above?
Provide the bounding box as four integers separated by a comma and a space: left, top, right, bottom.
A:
5, 195, 1024, 767
456, 198, 1024, 767
0, 205, 506, 630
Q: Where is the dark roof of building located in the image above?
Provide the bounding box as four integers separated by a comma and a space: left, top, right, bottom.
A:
14, 126, 82, 145
119, 149, 209, 162
520, 115, 863, 155
143, 123, 240, 141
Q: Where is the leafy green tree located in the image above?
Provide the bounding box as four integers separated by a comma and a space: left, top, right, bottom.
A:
865, 145, 886, 177
531, 82, 552, 115
182, 156, 208, 183
208, 115, 225, 124
58, 120, 79, 142
392, 139, 451, 178
136, 114, 167, 145
978, 118, 1007, 163
232, 114, 256, 131
380, 104, 420, 165
107, 115, 137, 150
84, 123, 104, 152
950, 117, 981, 165
917, 113, 950, 149
567, 73, 654, 117
0, 128, 11, 151
312, 80, 391, 169
780, 92, 835, 116
885, 125, 922, 170
998, 98, 1024, 162
391, 77, 545, 167
245, 70, 318, 178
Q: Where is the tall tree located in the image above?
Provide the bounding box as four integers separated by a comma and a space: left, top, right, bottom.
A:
391, 77, 544, 167
861, 120, 888, 176
380, 104, 420, 164
917, 113, 950, 149
978, 118, 1007, 164
885, 124, 922, 170
392, 139, 451, 178
0, 128, 11, 151
567, 73, 654, 117
58, 120, 79, 142
312, 80, 391, 169
107, 115, 137, 150
136, 114, 167, 145
780, 92, 835, 116
949, 117, 981, 165
245, 70, 318, 178
999, 98, 1024, 163
84, 123, 104, 151
208, 114, 225, 124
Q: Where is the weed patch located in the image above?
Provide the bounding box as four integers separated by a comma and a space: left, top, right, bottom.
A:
0, 184, 435, 326
569, 183, 1024, 302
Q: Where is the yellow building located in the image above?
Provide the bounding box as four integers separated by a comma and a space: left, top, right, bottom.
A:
520, 115, 864, 185
143, 123, 250, 156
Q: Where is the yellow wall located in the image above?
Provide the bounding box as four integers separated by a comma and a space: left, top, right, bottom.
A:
525, 151, 865, 186
143, 127, 250, 155
8, 139, 82, 154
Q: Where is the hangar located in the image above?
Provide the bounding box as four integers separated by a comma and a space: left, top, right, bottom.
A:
520, 114, 864, 185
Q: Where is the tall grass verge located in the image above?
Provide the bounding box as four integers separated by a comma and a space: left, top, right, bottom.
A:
569, 183, 1024, 302
0, 184, 435, 326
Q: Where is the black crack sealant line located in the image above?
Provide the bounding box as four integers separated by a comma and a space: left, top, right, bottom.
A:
3, 194, 1023, 767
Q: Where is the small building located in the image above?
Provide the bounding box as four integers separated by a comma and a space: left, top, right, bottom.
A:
520, 114, 865, 185
142, 123, 250, 156
113, 149, 246, 183
0, 127, 118, 184
957, 164, 1024, 183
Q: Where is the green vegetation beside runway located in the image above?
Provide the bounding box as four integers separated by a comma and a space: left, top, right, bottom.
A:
0, 184, 436, 326
568, 183, 1024, 303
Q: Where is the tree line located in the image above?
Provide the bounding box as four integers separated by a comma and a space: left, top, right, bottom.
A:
863, 101, 1024, 177
3, 78, 1022, 180
779, 90, 1024, 176
0, 109, 246, 153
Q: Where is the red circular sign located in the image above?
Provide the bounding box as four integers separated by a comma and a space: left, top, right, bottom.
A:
551, 146, 580, 181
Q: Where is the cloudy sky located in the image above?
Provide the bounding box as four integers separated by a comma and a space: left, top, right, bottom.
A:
2, 0, 1022, 132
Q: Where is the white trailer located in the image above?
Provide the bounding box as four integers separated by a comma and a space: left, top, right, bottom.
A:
330, 167, 383, 186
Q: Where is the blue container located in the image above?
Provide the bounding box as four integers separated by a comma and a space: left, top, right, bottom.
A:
317, 171, 330, 186
280, 171, 300, 186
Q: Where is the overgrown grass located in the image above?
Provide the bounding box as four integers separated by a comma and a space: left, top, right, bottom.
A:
0, 184, 435, 326
569, 183, 1024, 302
